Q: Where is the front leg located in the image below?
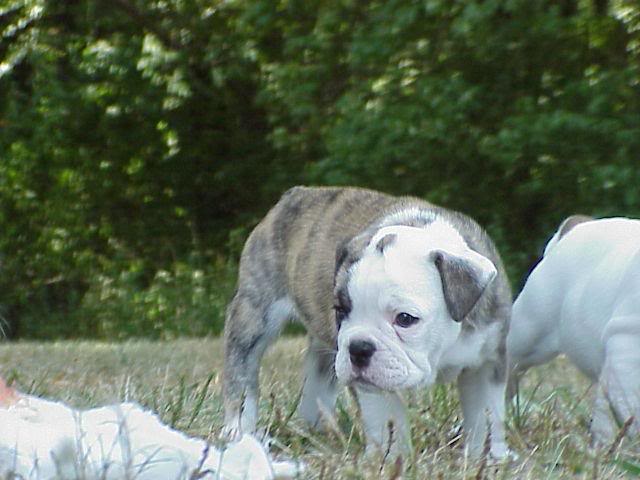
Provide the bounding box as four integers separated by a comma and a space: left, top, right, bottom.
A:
298, 338, 340, 428
457, 362, 508, 459
354, 386, 412, 458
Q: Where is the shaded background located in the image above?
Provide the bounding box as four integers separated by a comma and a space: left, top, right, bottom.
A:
1, 0, 639, 339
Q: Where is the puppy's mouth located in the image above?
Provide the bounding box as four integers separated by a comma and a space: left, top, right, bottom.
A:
350, 375, 381, 392
347, 364, 430, 392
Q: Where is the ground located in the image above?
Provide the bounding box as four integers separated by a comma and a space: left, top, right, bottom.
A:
1, 337, 639, 479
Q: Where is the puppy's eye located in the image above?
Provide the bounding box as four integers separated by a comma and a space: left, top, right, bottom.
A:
334, 306, 348, 328
395, 312, 419, 328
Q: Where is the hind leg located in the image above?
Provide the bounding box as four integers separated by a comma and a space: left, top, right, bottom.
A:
222, 294, 291, 440
593, 319, 640, 443
298, 338, 339, 428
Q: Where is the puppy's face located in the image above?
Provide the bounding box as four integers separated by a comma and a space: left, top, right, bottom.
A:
334, 223, 496, 391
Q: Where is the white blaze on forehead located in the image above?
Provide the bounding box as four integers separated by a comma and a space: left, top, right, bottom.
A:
369, 220, 468, 256
348, 221, 467, 317
369, 221, 496, 282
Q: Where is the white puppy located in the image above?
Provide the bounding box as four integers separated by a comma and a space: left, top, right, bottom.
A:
0, 378, 300, 479
507, 216, 640, 442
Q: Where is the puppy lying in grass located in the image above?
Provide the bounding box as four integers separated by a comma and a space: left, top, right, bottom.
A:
0, 377, 300, 479
508, 216, 640, 443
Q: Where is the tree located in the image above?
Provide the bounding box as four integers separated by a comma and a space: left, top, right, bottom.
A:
1, 0, 638, 338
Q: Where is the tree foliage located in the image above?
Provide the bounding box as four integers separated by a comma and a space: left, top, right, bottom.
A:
1, 0, 639, 338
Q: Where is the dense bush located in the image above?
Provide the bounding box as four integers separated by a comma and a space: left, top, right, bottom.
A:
16, 257, 236, 339
1, 0, 639, 338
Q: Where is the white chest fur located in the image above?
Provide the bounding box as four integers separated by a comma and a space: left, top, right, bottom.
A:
438, 323, 503, 382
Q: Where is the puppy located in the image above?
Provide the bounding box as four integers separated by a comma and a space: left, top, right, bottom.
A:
222, 186, 511, 458
507, 216, 640, 442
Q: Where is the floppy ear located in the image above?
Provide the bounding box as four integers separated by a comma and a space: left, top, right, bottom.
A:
431, 249, 497, 322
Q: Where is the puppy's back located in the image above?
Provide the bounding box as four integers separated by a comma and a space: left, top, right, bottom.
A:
237, 186, 509, 344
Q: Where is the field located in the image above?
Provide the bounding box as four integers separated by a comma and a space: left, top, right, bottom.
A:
1, 337, 639, 479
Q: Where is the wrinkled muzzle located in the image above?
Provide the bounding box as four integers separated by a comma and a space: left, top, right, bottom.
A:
335, 328, 430, 391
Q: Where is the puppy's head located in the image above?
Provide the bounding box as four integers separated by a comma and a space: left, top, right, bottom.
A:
333, 221, 496, 390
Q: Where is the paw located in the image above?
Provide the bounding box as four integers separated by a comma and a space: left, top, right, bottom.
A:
489, 445, 518, 463
363, 437, 412, 462
465, 441, 515, 462
271, 460, 306, 479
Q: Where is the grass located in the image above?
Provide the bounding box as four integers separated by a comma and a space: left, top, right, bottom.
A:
1, 337, 639, 479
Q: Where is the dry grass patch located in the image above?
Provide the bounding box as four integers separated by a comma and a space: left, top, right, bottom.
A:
1, 337, 639, 479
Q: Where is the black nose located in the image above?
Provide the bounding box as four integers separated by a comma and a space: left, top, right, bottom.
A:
349, 340, 376, 368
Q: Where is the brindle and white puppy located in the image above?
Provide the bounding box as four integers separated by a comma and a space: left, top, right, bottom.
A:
222, 186, 512, 458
